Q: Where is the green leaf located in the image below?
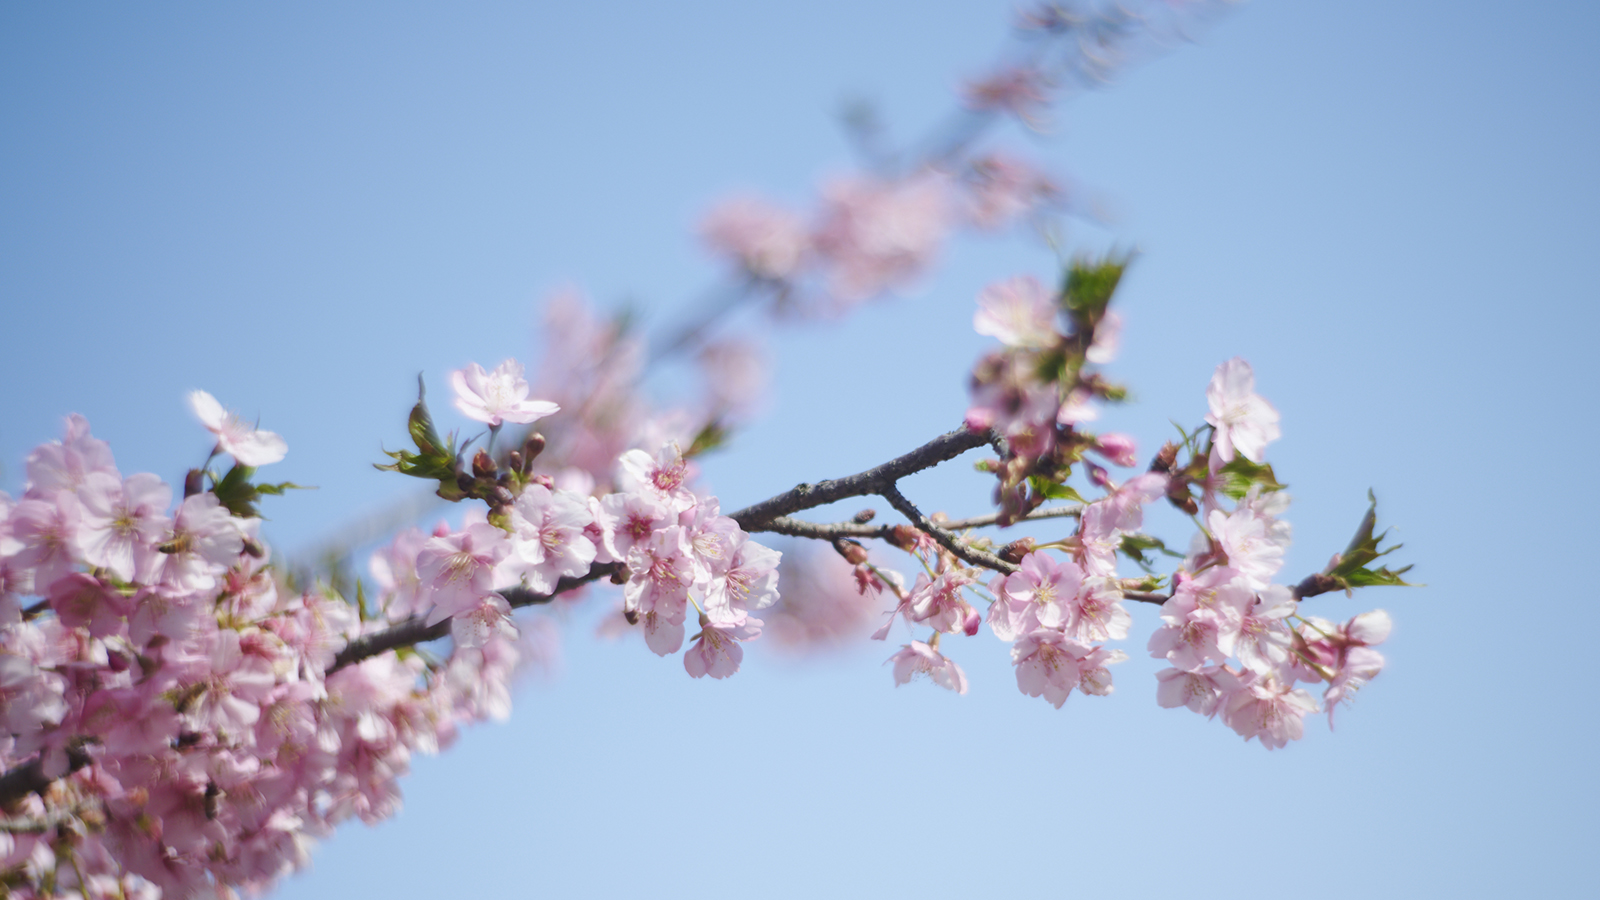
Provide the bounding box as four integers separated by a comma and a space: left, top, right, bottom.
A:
1118, 532, 1185, 573
1215, 456, 1286, 500
685, 419, 730, 459
375, 375, 465, 500
1028, 476, 1084, 504
1062, 255, 1129, 320
1323, 491, 1417, 592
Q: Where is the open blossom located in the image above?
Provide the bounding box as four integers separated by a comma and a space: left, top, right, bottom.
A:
617, 441, 696, 511
418, 523, 511, 625
75, 471, 171, 584
973, 276, 1059, 349
25, 413, 117, 498
501, 485, 596, 593
684, 611, 762, 679
188, 390, 288, 466
1296, 609, 1391, 727
1205, 357, 1280, 465
887, 640, 968, 694
450, 359, 560, 427
1219, 670, 1318, 749
989, 551, 1083, 641
1208, 505, 1288, 590
1012, 629, 1126, 708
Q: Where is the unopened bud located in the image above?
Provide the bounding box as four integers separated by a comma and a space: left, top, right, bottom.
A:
456, 471, 476, 494
833, 538, 869, 566
489, 485, 514, 508
999, 537, 1036, 565
623, 606, 639, 625
963, 608, 983, 637
522, 434, 547, 468
1087, 463, 1112, 488
507, 451, 524, 473
852, 509, 877, 524
887, 525, 920, 552
183, 469, 205, 499
472, 450, 497, 479
1151, 441, 1179, 474
242, 538, 264, 559
610, 568, 630, 586
1165, 478, 1198, 515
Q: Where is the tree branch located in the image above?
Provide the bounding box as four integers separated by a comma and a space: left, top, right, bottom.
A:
727, 426, 995, 530
878, 484, 1019, 575
328, 563, 622, 674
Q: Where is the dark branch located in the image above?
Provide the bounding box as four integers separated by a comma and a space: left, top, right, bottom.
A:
727, 427, 995, 530
878, 484, 1018, 575
328, 563, 622, 674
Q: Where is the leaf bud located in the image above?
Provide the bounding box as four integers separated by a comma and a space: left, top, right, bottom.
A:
242, 538, 265, 559
852, 509, 877, 524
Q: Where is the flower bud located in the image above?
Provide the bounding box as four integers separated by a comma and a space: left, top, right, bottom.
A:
1151, 441, 1179, 474
183, 468, 206, 499
887, 525, 921, 552
472, 450, 498, 479
522, 434, 547, 468
489, 485, 515, 508
456, 471, 476, 494
507, 451, 524, 473
833, 538, 869, 565
1165, 477, 1198, 514
529, 474, 554, 490
999, 537, 1035, 564
963, 608, 982, 636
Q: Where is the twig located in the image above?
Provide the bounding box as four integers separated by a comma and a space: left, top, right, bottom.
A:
728, 426, 995, 529
878, 484, 1018, 575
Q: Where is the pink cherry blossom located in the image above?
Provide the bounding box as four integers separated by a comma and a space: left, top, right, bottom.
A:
449, 359, 560, 427
1204, 357, 1280, 466
989, 551, 1083, 641
418, 523, 511, 626
973, 275, 1059, 349
813, 172, 953, 303
188, 390, 288, 466
887, 640, 968, 694
684, 612, 762, 679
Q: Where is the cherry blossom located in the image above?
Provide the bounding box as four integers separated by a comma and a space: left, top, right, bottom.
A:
187, 390, 288, 466
973, 275, 1060, 349
887, 640, 968, 694
1205, 357, 1281, 465
450, 359, 560, 427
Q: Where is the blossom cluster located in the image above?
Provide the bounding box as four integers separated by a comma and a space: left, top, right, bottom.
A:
700, 159, 1062, 312
0, 401, 535, 899
856, 275, 1397, 752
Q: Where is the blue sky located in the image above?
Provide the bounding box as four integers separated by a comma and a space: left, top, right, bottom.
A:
3, 2, 1597, 897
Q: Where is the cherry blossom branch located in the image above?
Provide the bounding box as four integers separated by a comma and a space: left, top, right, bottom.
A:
727, 426, 996, 529
878, 483, 1020, 575
328, 563, 623, 674
0, 744, 91, 810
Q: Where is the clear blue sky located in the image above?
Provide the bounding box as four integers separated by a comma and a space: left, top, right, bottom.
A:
2, 2, 1596, 897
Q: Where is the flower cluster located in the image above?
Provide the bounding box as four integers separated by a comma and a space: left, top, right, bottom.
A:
1143, 361, 1391, 748
0, 407, 534, 899
964, 265, 1130, 525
